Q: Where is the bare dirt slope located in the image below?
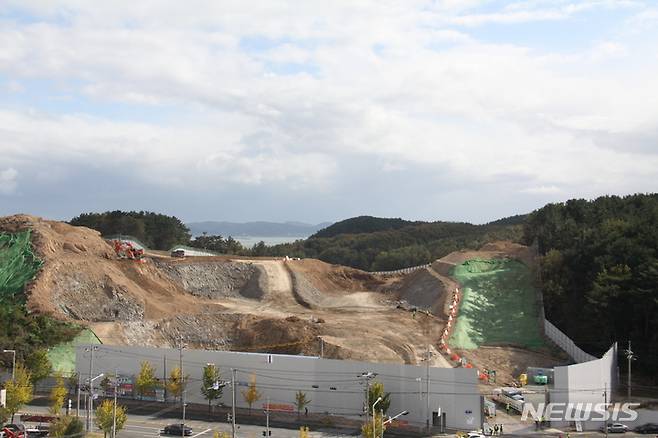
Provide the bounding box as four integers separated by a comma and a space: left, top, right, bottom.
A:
1, 215, 449, 366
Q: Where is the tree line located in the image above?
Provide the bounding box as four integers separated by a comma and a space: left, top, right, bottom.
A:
257, 216, 523, 271
69, 212, 525, 270
522, 194, 658, 379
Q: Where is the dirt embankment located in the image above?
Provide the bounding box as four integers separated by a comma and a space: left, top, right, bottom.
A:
1, 214, 452, 366
0, 214, 212, 322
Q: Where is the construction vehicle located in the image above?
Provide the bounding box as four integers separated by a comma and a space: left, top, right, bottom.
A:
2, 424, 27, 438
112, 240, 144, 261
491, 387, 525, 413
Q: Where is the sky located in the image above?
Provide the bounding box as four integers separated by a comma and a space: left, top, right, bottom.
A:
1, 1, 658, 224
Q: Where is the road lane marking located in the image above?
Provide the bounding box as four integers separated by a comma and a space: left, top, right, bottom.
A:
189, 428, 212, 438
125, 425, 161, 430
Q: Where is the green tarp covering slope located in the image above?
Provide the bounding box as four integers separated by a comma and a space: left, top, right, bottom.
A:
48, 329, 102, 376
449, 258, 545, 350
0, 230, 43, 304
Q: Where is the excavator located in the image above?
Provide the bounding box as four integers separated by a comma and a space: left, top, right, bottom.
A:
112, 240, 145, 261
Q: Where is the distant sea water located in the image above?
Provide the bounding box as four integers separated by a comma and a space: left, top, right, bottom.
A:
234, 236, 307, 247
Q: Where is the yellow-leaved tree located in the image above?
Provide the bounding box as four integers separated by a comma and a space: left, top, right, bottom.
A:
135, 361, 159, 399
166, 366, 188, 401
241, 374, 262, 414
95, 399, 127, 438
49, 372, 68, 416
5, 363, 33, 422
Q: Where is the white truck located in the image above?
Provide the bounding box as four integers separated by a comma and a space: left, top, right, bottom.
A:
491, 387, 525, 413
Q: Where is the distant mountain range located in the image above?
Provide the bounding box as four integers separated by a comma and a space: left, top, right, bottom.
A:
186, 221, 333, 237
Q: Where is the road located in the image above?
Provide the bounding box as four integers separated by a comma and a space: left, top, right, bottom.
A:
118, 412, 355, 438
19, 404, 356, 438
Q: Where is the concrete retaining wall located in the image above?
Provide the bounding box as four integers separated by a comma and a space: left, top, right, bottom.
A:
76, 345, 481, 431
544, 320, 597, 364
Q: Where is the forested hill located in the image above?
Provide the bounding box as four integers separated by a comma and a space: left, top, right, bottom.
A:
257, 217, 523, 271
521, 193, 658, 377
70, 211, 191, 250
311, 216, 419, 238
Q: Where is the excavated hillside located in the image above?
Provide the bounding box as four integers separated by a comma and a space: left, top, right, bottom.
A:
0, 215, 453, 366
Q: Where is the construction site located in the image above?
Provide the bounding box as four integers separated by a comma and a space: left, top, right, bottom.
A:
0, 214, 621, 434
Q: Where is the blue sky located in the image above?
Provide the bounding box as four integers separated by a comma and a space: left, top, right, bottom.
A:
1, 1, 657, 224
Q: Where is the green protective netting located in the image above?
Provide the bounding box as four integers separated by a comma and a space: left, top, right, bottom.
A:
47, 329, 102, 376
449, 258, 545, 350
0, 230, 43, 303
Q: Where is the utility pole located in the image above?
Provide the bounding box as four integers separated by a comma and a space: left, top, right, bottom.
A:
86, 345, 97, 431
359, 372, 376, 428
604, 383, 609, 438
625, 341, 635, 400
76, 373, 81, 417
112, 370, 118, 438
265, 397, 270, 437
163, 355, 167, 401
425, 346, 432, 432
231, 368, 237, 438
179, 337, 186, 438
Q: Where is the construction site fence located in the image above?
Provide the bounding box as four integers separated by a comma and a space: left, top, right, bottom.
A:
372, 263, 431, 275
544, 319, 596, 363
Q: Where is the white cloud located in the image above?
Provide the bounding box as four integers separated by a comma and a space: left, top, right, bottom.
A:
0, 1, 657, 219
0, 168, 18, 194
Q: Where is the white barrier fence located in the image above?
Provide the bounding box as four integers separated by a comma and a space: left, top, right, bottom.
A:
372, 263, 431, 275
545, 319, 596, 363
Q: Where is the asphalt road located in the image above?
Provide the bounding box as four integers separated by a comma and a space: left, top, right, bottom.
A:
19, 404, 356, 438
118, 412, 356, 438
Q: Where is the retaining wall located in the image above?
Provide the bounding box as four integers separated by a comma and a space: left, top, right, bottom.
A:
544, 320, 597, 364
76, 345, 481, 431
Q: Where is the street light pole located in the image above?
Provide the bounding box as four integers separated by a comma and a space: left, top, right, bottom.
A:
372, 396, 382, 438
178, 337, 186, 438
86, 373, 104, 432
2, 350, 16, 381
625, 341, 635, 400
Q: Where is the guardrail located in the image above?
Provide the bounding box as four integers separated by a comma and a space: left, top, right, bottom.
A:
372, 263, 431, 275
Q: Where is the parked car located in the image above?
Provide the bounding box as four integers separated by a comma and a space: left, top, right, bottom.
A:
601, 423, 629, 433
2, 424, 28, 438
161, 424, 192, 436
25, 425, 49, 437
635, 423, 658, 434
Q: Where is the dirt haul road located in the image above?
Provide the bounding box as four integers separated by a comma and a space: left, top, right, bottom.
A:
1, 215, 451, 367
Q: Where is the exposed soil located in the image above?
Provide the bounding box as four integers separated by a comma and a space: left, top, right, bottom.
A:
0, 215, 451, 366
1, 215, 562, 373
455, 346, 569, 387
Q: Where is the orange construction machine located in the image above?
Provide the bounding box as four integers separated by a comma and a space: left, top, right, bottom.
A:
112, 240, 145, 261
